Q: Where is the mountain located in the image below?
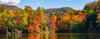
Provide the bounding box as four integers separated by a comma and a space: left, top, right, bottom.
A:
44, 7, 73, 14
0, 4, 73, 14
0, 4, 21, 11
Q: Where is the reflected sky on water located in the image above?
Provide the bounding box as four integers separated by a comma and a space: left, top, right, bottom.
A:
0, 33, 100, 39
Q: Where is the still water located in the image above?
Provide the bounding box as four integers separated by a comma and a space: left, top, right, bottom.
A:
0, 33, 100, 39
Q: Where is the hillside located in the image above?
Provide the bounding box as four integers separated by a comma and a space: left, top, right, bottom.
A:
0, 4, 21, 11
44, 7, 73, 14
0, 4, 73, 14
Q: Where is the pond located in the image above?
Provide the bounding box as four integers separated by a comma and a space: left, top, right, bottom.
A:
0, 33, 100, 39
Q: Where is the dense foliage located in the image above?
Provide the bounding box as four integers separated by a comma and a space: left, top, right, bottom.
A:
0, 0, 100, 33
0, 6, 57, 33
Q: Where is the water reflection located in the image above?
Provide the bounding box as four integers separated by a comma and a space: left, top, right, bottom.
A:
0, 33, 100, 39
26, 33, 56, 39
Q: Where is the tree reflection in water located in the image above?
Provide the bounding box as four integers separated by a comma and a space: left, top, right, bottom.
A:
27, 34, 35, 39
1, 33, 100, 39
27, 33, 56, 39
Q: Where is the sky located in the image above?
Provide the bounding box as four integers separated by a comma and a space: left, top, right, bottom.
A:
0, 0, 98, 10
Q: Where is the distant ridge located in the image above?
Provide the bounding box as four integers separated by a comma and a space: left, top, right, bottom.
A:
44, 7, 73, 14
0, 4, 21, 11
0, 4, 73, 14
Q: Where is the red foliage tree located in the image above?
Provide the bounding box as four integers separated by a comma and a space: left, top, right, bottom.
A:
27, 25, 34, 32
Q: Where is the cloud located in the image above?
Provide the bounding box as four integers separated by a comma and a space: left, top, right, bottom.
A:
0, 0, 21, 5
35, 2, 41, 5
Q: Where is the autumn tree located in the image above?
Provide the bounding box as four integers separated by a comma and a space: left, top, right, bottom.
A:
37, 7, 47, 31
95, 0, 100, 31
0, 6, 6, 13
83, 1, 97, 32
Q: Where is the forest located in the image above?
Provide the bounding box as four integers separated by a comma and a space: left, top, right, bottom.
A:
0, 0, 100, 34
